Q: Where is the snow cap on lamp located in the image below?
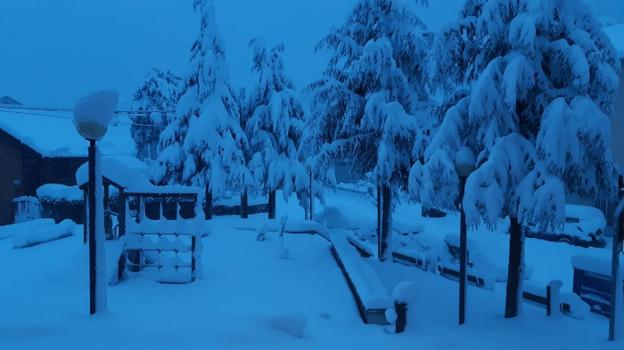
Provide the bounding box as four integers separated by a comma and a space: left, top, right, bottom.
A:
73, 90, 119, 141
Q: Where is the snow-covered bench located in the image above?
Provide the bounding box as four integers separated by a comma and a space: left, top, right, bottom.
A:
331, 233, 393, 325
523, 281, 590, 319
392, 248, 428, 271
436, 260, 496, 290
571, 253, 620, 317
228, 219, 331, 241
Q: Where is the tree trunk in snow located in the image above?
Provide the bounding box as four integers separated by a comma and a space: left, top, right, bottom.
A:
268, 190, 276, 219
241, 188, 248, 219
205, 186, 213, 220
378, 184, 392, 261
505, 216, 524, 318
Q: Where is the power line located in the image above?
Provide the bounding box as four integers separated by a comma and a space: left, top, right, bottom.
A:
0, 103, 175, 116
0, 107, 164, 128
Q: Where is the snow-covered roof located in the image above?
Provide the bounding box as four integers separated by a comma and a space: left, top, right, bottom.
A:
76, 156, 200, 195
604, 23, 624, 59
0, 109, 135, 158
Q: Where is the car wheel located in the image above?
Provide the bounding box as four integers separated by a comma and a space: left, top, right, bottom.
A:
558, 237, 573, 245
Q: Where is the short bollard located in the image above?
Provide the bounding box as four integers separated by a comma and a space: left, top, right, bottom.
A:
395, 301, 408, 333
547, 280, 563, 316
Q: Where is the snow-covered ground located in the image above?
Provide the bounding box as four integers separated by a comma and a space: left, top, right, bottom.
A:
0, 190, 622, 349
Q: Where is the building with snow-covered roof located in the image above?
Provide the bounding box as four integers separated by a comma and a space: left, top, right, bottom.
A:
0, 108, 135, 224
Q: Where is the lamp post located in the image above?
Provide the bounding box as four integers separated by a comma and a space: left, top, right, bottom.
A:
73, 90, 119, 315
609, 175, 624, 341
455, 147, 476, 326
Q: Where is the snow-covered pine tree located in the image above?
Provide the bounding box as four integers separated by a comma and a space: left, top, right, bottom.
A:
152, 0, 249, 219
241, 39, 308, 219
130, 69, 182, 161
414, 0, 621, 318
305, 0, 433, 260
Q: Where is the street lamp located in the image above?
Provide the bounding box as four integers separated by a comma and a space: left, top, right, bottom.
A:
73, 90, 119, 316
455, 146, 476, 326
609, 175, 624, 341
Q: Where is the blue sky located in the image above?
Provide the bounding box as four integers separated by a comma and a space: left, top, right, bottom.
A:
0, 0, 621, 107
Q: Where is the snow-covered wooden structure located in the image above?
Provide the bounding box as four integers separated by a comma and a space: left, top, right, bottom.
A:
76, 156, 201, 240
124, 214, 203, 284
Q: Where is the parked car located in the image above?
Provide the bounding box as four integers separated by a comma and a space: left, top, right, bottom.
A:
524, 204, 606, 248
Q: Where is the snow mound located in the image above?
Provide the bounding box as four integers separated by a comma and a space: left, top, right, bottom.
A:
0, 218, 55, 240
13, 219, 76, 249
270, 311, 307, 338
392, 281, 418, 304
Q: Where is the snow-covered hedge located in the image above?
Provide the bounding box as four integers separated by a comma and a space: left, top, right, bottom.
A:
36, 184, 82, 203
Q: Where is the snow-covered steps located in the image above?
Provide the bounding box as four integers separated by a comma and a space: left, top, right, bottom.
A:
330, 231, 393, 325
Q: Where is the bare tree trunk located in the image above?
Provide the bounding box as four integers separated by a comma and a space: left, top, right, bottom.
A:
505, 216, 524, 318
241, 188, 249, 219
268, 190, 276, 219
378, 184, 392, 261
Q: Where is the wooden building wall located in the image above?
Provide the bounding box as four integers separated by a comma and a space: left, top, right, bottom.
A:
0, 129, 86, 225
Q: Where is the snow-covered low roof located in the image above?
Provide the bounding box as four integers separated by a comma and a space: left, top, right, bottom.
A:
0, 109, 136, 158
605, 23, 624, 59
76, 156, 200, 195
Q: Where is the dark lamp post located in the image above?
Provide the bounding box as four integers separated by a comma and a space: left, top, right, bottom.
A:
73, 90, 118, 316
455, 147, 475, 326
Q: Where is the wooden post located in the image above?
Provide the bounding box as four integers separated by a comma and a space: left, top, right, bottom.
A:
547, 280, 562, 317
377, 184, 381, 246
241, 188, 249, 219
159, 196, 164, 220
609, 196, 623, 341
268, 190, 276, 219
191, 236, 196, 282
459, 175, 467, 325
395, 301, 407, 333
309, 169, 314, 221
205, 186, 213, 220
118, 189, 126, 238
103, 183, 112, 240
378, 184, 392, 261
